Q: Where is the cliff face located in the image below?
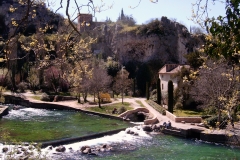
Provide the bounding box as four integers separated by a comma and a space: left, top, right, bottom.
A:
107, 17, 204, 65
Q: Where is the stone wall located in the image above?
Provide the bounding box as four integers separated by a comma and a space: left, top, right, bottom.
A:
166, 110, 202, 123
0, 105, 8, 118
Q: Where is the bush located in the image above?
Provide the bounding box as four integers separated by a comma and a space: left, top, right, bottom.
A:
175, 102, 183, 110
118, 106, 127, 114
40, 93, 50, 101
205, 115, 228, 128
100, 93, 111, 103
0, 75, 9, 87
17, 82, 28, 93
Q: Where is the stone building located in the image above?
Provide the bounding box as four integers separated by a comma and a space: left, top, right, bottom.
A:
77, 13, 105, 32
158, 64, 190, 93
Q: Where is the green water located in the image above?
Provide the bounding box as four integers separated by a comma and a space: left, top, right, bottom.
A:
0, 107, 131, 142
87, 135, 240, 160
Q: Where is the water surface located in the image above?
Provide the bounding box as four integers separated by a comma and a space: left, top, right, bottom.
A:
0, 106, 131, 142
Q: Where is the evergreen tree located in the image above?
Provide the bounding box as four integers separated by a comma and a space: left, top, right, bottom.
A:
146, 82, 149, 100
168, 80, 174, 113
157, 78, 161, 104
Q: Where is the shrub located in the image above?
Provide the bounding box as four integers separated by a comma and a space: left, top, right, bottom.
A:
0, 75, 9, 87
17, 82, 28, 93
205, 115, 228, 128
175, 102, 183, 110
150, 89, 157, 102
118, 106, 127, 114
40, 93, 50, 101
100, 93, 111, 103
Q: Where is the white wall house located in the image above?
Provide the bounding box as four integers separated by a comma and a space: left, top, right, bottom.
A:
159, 64, 190, 93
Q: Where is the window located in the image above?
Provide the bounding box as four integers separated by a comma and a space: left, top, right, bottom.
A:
162, 84, 164, 90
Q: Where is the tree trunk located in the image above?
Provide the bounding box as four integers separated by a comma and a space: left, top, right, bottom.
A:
97, 92, 101, 108
77, 93, 81, 103
83, 91, 88, 102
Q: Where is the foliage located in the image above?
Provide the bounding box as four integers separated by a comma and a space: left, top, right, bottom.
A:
137, 19, 164, 36
168, 80, 174, 113
113, 68, 133, 97
99, 93, 111, 103
184, 51, 204, 69
40, 93, 50, 101
146, 82, 149, 100
204, 1, 240, 61
118, 106, 127, 114
205, 114, 228, 128
27, 67, 39, 91
88, 64, 111, 108
173, 66, 194, 109
44, 66, 63, 92
190, 59, 240, 122
136, 63, 152, 96
17, 81, 28, 93
149, 89, 157, 102
119, 25, 138, 34
86, 102, 132, 115
190, 26, 205, 34
117, 9, 136, 26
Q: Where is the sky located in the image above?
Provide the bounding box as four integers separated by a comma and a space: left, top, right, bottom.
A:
49, 0, 226, 29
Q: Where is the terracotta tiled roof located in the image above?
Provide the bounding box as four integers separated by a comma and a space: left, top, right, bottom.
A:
159, 64, 190, 74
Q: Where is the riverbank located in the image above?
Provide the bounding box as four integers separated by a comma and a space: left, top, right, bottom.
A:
2, 91, 240, 146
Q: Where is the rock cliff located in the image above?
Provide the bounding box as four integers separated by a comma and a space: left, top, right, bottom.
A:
100, 17, 204, 65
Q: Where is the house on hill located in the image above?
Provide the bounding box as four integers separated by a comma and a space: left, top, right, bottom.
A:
159, 64, 190, 93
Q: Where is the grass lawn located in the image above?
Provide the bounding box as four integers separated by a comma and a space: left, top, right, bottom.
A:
136, 100, 145, 107
31, 95, 41, 100
86, 102, 133, 115
173, 109, 205, 117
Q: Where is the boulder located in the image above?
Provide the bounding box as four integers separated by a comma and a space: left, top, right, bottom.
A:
48, 146, 53, 150
88, 152, 97, 156
80, 146, 90, 152
102, 144, 107, 148
2, 147, 8, 153
16, 150, 22, 154
55, 145, 66, 152
151, 123, 161, 132
82, 148, 91, 154
19, 155, 29, 160
134, 132, 139, 136
142, 125, 153, 132
53, 95, 59, 102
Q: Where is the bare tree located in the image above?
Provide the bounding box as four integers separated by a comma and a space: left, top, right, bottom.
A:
88, 65, 111, 108
113, 68, 133, 100
190, 59, 239, 122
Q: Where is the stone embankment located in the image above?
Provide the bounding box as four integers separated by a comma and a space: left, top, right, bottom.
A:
0, 105, 8, 118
